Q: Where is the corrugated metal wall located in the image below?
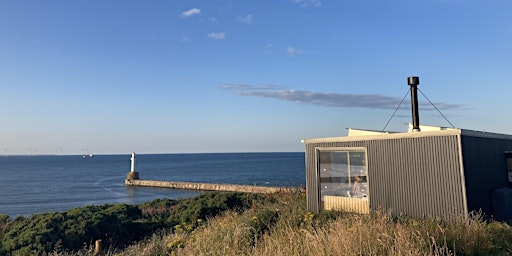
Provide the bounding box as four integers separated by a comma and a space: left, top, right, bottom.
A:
306, 134, 467, 218
461, 135, 512, 215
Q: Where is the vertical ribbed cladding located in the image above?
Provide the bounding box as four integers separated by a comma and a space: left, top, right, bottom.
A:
408, 76, 421, 132
305, 134, 466, 218
378, 135, 465, 218
305, 143, 320, 212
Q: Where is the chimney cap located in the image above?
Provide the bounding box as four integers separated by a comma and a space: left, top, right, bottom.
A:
407, 76, 420, 86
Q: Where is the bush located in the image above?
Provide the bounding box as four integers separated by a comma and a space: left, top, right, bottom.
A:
0, 204, 148, 254
0, 192, 262, 254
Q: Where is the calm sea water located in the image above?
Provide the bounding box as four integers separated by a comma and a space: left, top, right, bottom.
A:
0, 152, 305, 217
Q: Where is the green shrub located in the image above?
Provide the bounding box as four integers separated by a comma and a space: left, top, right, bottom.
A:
0, 204, 147, 254
0, 192, 263, 254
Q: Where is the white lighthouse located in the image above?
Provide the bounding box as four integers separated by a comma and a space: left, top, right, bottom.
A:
126, 152, 139, 182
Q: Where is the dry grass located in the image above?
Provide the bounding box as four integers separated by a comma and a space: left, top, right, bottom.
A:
48, 191, 512, 256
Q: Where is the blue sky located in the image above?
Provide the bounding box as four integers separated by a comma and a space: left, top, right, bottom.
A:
1, 0, 511, 155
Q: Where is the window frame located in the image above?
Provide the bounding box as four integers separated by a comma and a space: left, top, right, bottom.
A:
315, 147, 369, 209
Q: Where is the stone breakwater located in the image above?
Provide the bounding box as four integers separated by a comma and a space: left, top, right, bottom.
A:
125, 179, 293, 194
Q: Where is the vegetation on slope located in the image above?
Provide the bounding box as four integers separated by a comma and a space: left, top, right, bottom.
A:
2, 191, 512, 255
117, 192, 512, 256
0, 192, 262, 255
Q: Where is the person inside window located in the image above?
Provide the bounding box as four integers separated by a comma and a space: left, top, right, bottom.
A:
352, 175, 363, 197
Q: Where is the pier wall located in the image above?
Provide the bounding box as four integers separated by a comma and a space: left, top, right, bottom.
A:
125, 179, 292, 194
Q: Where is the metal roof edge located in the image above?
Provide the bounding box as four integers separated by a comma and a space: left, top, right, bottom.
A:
303, 129, 464, 144
459, 129, 512, 140
303, 127, 512, 144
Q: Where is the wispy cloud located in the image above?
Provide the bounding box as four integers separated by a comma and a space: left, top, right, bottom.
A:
287, 46, 302, 57
221, 84, 467, 110
180, 8, 201, 18
238, 14, 254, 24
208, 32, 226, 40
292, 0, 322, 8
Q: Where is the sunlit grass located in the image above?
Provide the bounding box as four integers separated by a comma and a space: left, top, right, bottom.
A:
46, 191, 512, 256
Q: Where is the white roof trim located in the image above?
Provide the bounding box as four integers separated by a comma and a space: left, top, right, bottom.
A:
304, 128, 512, 144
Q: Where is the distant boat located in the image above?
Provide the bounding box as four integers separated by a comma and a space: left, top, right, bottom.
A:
82, 154, 94, 158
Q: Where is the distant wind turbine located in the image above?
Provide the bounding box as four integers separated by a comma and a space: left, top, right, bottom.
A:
27, 147, 38, 156
56, 147, 63, 156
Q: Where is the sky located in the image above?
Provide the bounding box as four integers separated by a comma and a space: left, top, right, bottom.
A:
1, 0, 511, 155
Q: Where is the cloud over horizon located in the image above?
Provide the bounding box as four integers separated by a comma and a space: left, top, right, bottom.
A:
208, 32, 226, 40
221, 84, 467, 110
287, 46, 302, 57
181, 8, 201, 18
292, 0, 322, 8
238, 14, 254, 24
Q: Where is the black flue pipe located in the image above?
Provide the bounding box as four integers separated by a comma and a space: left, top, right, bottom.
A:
407, 76, 420, 132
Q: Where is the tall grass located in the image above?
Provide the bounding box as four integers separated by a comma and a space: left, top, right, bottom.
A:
47, 191, 512, 256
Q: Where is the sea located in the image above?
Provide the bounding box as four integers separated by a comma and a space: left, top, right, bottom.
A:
0, 152, 305, 217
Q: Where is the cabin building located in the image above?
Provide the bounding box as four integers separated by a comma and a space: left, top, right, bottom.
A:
303, 77, 512, 220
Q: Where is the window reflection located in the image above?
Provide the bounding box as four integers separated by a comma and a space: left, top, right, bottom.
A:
318, 149, 367, 199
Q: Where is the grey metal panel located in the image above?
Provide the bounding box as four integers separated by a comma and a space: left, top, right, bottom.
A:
460, 135, 512, 215
305, 143, 320, 212
305, 134, 466, 218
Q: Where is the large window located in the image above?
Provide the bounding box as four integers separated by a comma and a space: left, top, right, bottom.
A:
317, 148, 368, 212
